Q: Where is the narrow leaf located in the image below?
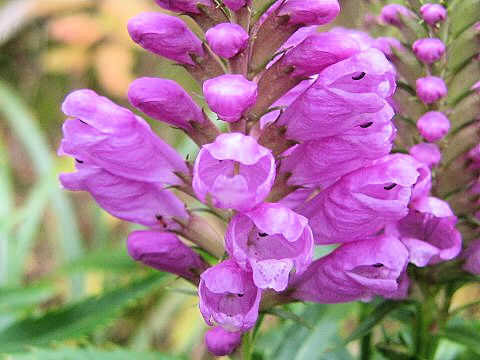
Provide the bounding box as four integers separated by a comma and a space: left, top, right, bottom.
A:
438, 324, 480, 355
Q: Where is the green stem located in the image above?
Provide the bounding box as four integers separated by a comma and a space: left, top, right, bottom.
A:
360, 304, 372, 360
242, 331, 252, 360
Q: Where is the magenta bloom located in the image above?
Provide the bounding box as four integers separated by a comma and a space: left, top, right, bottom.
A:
127, 230, 206, 280
409, 143, 442, 167
59, 89, 188, 185
416, 76, 447, 104
155, 0, 212, 14
463, 239, 480, 275
128, 12, 204, 65
205, 327, 242, 356
282, 121, 395, 188
292, 235, 409, 303
298, 154, 419, 244
128, 77, 204, 130
225, 203, 314, 291
193, 133, 275, 211
412, 38, 446, 64
280, 48, 396, 141
222, 0, 249, 11
395, 198, 461, 266
60, 165, 188, 228
417, 111, 450, 142
282, 32, 361, 77
410, 159, 432, 203
199, 259, 261, 332
380, 4, 413, 27
278, 0, 340, 26
420, 3, 447, 26
203, 75, 258, 122
330, 27, 374, 50
205, 23, 249, 59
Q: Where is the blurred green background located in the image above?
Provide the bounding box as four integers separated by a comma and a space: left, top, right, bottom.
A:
0, 0, 479, 359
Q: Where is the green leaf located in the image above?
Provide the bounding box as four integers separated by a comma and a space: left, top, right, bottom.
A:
61, 248, 136, 274
0, 284, 55, 313
1, 346, 184, 360
437, 324, 480, 355
343, 300, 409, 345
448, 0, 480, 39
259, 303, 354, 360
265, 307, 313, 330
0, 273, 167, 352
375, 343, 418, 360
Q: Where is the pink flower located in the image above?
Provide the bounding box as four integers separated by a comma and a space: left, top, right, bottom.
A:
199, 260, 261, 332
416, 76, 447, 104
205, 327, 242, 356
412, 38, 446, 64
193, 133, 275, 211
225, 203, 314, 291
409, 143, 442, 167
416, 111, 450, 142
155, 0, 212, 14
380, 4, 414, 27
278, 0, 340, 26
420, 3, 447, 26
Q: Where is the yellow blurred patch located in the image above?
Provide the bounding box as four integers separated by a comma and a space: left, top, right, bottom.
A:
451, 283, 480, 314
49, 13, 103, 46
85, 272, 105, 295
42, 45, 90, 74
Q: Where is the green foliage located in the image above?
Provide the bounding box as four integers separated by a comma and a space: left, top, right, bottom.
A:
0, 273, 167, 353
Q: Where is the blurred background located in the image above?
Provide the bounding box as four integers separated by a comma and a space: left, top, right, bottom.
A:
0, 0, 479, 359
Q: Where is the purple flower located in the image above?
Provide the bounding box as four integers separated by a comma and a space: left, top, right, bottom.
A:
409, 143, 442, 167
298, 154, 419, 244
60, 165, 188, 228
193, 133, 275, 211
127, 230, 206, 280
128, 77, 204, 130
278, 0, 340, 26
282, 121, 395, 188
281, 31, 361, 77
203, 75, 258, 122
225, 203, 314, 291
155, 0, 212, 14
330, 27, 374, 50
204, 327, 242, 356
472, 81, 480, 92
292, 235, 409, 303
412, 38, 446, 64
417, 111, 450, 142
280, 48, 396, 141
59, 89, 188, 185
223, 0, 249, 11
205, 23, 249, 59
463, 239, 480, 275
380, 4, 414, 27
420, 3, 447, 26
128, 12, 204, 65
395, 197, 461, 266
410, 158, 432, 203
199, 259, 261, 332
416, 76, 447, 104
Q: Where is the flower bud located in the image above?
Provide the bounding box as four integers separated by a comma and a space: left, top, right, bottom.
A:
225, 203, 314, 291
420, 3, 447, 26
223, 0, 249, 11
282, 31, 361, 77
372, 36, 404, 60
128, 77, 204, 130
203, 74, 257, 122
199, 259, 261, 332
205, 23, 249, 59
127, 230, 206, 280
193, 133, 275, 211
128, 12, 204, 65
416, 111, 450, 142
409, 143, 442, 167
463, 239, 480, 275
412, 38, 446, 64
155, 0, 212, 14
278, 0, 340, 26
205, 327, 242, 356
380, 4, 413, 27
416, 76, 447, 104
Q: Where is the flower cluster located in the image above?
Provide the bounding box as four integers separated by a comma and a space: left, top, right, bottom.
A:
58, 0, 478, 356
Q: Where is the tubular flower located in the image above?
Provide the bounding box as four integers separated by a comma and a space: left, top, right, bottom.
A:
204, 327, 242, 356
199, 259, 262, 332
225, 203, 314, 291
277, 0, 340, 26
380, 4, 414, 27
416, 111, 450, 142
205, 23, 249, 59
412, 38, 446, 64
420, 3, 447, 26
155, 0, 212, 14
416, 76, 447, 104
193, 133, 275, 211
